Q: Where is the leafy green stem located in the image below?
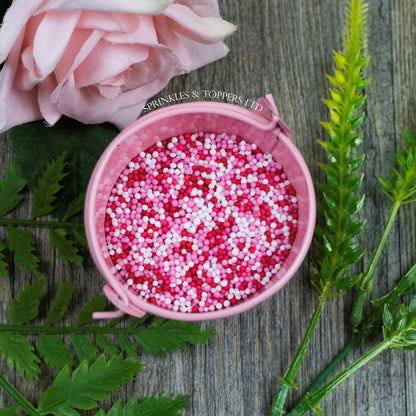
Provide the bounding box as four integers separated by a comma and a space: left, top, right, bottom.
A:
0, 218, 84, 230
270, 294, 327, 416
286, 340, 391, 416
0, 374, 41, 416
0, 324, 154, 335
351, 201, 401, 327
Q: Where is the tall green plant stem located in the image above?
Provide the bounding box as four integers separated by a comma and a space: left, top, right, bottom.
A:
0, 375, 41, 416
351, 201, 401, 327
270, 290, 328, 416
286, 340, 391, 416
0, 218, 84, 229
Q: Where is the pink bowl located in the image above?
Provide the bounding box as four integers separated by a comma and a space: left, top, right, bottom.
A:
85, 94, 316, 321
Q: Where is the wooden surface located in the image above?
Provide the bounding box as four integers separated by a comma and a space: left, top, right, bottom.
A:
1, 0, 416, 415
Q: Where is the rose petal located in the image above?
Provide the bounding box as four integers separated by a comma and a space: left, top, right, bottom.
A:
155, 16, 228, 72
162, 3, 236, 44
103, 15, 158, 45
107, 99, 147, 129
17, 46, 40, 90
77, 11, 128, 32
0, 0, 44, 63
98, 84, 121, 100
57, 75, 119, 124
110, 13, 141, 33
33, 10, 81, 79
37, 74, 61, 125
37, 0, 173, 15
51, 29, 103, 103
74, 41, 149, 88
0, 31, 41, 132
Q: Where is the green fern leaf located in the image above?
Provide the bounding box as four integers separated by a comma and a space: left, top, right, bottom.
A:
31, 154, 68, 219
9, 278, 46, 325
134, 320, 215, 357
75, 295, 107, 327
94, 394, 189, 416
0, 164, 27, 217
62, 193, 85, 221
37, 356, 142, 415
36, 334, 73, 370
0, 242, 8, 279
49, 229, 83, 266
96, 334, 120, 357
46, 281, 74, 326
118, 334, 136, 357
70, 335, 98, 365
0, 333, 41, 384
8, 226, 40, 274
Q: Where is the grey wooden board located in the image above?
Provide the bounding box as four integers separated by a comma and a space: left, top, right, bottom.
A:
1, 0, 416, 415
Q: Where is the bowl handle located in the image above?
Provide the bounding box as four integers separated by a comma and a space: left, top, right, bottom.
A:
92, 283, 146, 319
255, 94, 292, 141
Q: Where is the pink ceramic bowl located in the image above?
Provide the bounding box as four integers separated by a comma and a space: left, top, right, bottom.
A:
85, 94, 316, 321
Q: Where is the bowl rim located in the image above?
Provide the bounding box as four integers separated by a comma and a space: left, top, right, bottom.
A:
85, 99, 316, 320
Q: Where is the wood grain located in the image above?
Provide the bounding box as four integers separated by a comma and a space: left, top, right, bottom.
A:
1, 1, 416, 415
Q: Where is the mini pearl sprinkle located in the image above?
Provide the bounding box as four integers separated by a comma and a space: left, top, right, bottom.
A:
104, 132, 298, 313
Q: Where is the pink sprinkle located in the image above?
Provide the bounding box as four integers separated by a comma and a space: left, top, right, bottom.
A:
104, 132, 298, 313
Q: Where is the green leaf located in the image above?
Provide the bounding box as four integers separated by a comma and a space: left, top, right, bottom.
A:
8, 226, 40, 274
323, 193, 337, 212
0, 242, 8, 279
376, 174, 394, 197
373, 264, 416, 308
94, 394, 189, 416
0, 333, 40, 384
37, 334, 73, 370
350, 154, 365, 171
409, 296, 416, 314
350, 173, 364, 192
96, 334, 120, 357
346, 219, 366, 237
9, 278, 46, 325
76, 295, 107, 327
404, 128, 416, 147
395, 148, 407, 168
63, 193, 85, 221
134, 320, 215, 357
0, 406, 19, 416
31, 153, 68, 219
0, 164, 27, 217
347, 194, 365, 215
38, 356, 142, 415
73, 228, 89, 248
343, 249, 365, 265
118, 334, 136, 357
49, 228, 83, 266
382, 304, 393, 331
356, 78, 370, 89
71, 335, 98, 365
136, 393, 189, 416
333, 275, 358, 289
10, 117, 118, 219
402, 330, 416, 344
46, 281, 74, 326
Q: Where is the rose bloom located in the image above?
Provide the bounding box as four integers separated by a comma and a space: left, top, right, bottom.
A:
0, 0, 235, 132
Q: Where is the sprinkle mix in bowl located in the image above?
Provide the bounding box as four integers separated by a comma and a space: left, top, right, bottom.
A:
104, 132, 298, 313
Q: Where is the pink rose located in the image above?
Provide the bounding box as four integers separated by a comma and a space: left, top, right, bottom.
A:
0, 0, 235, 132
